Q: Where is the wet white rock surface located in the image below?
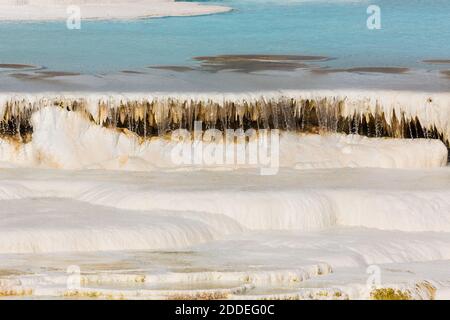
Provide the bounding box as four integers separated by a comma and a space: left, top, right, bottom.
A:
0, 167, 449, 299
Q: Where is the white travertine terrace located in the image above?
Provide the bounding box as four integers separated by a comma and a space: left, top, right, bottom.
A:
0, 106, 447, 170
0, 90, 449, 141
0, 167, 449, 299
0, 90, 449, 300
0, 0, 231, 21
0, 90, 448, 169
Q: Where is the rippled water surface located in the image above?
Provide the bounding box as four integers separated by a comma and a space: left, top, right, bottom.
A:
0, 0, 449, 73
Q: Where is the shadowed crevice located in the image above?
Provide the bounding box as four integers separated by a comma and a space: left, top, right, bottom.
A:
312, 67, 409, 75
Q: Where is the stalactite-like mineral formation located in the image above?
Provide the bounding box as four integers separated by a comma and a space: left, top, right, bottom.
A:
1, 92, 448, 154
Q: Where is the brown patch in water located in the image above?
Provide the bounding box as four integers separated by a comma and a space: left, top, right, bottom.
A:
312, 67, 409, 74
9, 73, 34, 80
147, 55, 330, 73
148, 66, 196, 72
10, 71, 80, 80
441, 70, 450, 78
0, 269, 29, 277
194, 54, 329, 62
35, 71, 80, 77
0, 63, 36, 69
121, 70, 146, 74
423, 59, 450, 64
192, 54, 329, 73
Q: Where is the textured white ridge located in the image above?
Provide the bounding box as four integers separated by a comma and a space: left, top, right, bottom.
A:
0, 198, 244, 254
1, 90, 449, 142
0, 167, 449, 299
0, 107, 447, 170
